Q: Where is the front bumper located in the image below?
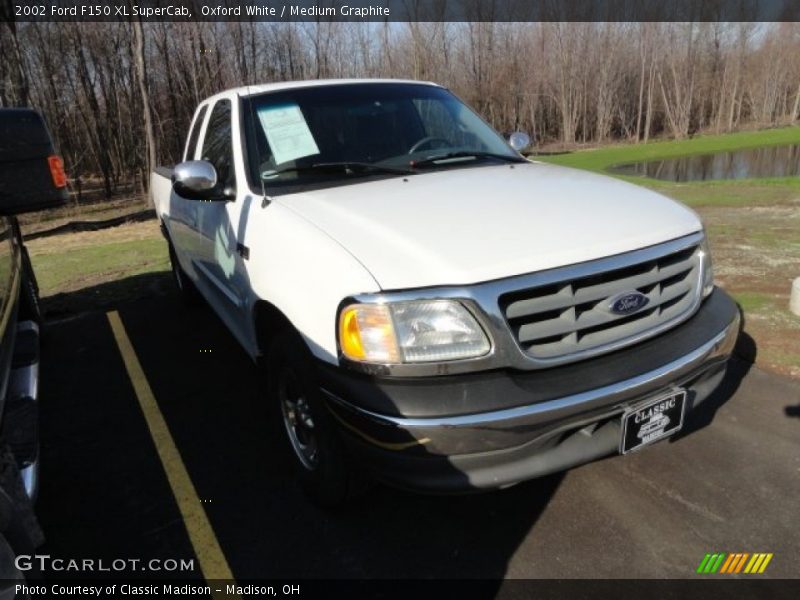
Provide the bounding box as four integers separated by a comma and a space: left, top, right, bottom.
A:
318, 289, 741, 492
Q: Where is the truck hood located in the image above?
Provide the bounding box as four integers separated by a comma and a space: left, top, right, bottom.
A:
276, 162, 702, 290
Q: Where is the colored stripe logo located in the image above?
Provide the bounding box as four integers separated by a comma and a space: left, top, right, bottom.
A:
697, 553, 773, 574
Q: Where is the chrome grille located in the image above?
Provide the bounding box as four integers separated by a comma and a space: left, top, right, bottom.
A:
500, 243, 702, 360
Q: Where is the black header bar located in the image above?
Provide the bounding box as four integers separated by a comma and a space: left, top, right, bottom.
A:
8, 0, 800, 22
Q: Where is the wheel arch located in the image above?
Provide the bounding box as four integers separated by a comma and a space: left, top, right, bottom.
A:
253, 299, 300, 358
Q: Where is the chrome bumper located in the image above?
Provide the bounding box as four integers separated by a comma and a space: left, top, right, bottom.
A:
323, 309, 739, 459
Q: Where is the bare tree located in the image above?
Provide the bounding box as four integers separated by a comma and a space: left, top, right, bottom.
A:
5, 21, 799, 201
0, 0, 30, 106
133, 18, 156, 197
658, 23, 700, 138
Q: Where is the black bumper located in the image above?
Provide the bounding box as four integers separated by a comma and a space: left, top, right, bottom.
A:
317, 289, 741, 492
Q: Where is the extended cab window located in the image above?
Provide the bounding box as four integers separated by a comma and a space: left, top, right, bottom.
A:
201, 100, 235, 192
184, 104, 208, 161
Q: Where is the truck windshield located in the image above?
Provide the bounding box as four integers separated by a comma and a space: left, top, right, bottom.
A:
241, 82, 522, 194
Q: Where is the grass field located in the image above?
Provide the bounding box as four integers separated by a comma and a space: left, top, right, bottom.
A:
26, 221, 170, 316
536, 126, 800, 378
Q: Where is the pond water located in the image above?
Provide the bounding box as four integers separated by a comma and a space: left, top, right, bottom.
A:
609, 143, 800, 182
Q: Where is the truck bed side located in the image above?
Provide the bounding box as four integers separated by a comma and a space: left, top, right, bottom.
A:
150, 167, 173, 221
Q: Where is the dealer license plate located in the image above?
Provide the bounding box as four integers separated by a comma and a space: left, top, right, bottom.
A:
620, 390, 686, 454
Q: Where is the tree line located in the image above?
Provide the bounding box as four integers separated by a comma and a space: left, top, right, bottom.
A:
1, 19, 799, 198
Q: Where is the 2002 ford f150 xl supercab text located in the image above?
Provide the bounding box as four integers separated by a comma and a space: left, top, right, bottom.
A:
151, 80, 740, 505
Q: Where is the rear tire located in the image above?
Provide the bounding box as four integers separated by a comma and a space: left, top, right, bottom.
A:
266, 330, 362, 507
168, 243, 201, 306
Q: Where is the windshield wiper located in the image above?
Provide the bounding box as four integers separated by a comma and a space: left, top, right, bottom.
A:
263, 161, 415, 179
411, 151, 526, 169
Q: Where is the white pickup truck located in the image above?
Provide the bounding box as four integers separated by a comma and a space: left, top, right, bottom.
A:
151, 79, 740, 505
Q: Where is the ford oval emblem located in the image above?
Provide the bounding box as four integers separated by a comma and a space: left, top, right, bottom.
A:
608, 291, 650, 315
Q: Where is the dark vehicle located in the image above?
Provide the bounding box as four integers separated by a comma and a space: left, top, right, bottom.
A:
0, 109, 68, 596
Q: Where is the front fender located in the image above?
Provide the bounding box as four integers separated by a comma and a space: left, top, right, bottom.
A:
244, 201, 380, 364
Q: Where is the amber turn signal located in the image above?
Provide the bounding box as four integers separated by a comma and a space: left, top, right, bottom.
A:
338, 304, 400, 363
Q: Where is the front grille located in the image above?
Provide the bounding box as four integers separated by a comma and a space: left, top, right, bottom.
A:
500, 243, 702, 360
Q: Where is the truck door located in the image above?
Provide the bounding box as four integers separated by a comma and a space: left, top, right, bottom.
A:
193, 98, 251, 343
167, 103, 208, 278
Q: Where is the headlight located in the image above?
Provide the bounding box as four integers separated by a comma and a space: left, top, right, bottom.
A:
700, 235, 714, 297
338, 300, 491, 364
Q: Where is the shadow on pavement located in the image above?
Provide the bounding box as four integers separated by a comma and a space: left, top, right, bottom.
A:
38, 278, 564, 582
41, 270, 173, 319
672, 307, 755, 440
675, 355, 752, 439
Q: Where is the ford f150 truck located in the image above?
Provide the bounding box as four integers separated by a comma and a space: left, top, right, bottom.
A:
0, 108, 67, 595
151, 80, 740, 506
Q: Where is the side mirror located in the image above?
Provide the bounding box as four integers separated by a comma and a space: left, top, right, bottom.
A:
173, 160, 231, 201
508, 132, 531, 153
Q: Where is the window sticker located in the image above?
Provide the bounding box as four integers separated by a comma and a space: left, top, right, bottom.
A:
256, 103, 320, 166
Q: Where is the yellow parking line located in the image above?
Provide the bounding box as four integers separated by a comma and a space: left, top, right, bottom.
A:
107, 311, 237, 597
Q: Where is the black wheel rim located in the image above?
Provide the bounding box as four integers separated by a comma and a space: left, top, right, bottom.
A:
278, 366, 319, 471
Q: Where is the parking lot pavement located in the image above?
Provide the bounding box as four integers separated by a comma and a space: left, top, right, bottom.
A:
36, 287, 800, 580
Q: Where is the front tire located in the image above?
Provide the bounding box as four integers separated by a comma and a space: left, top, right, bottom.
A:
267, 330, 361, 507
